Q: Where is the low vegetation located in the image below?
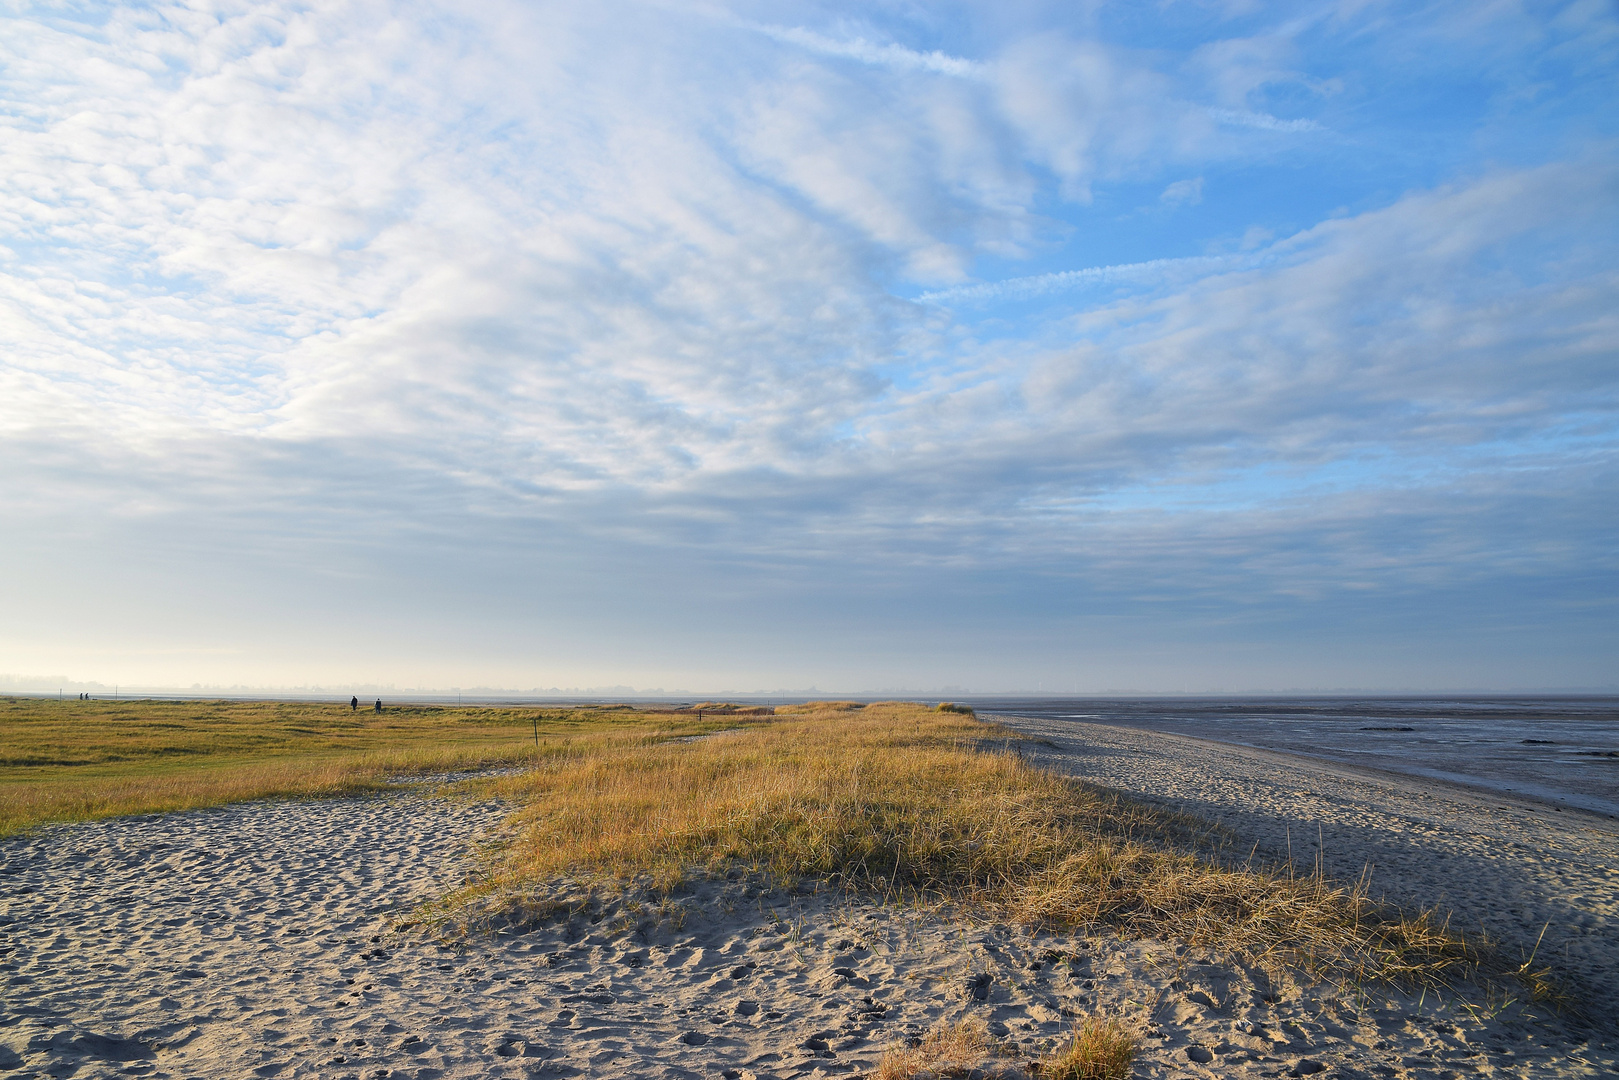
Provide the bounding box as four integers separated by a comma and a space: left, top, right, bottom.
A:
0, 697, 747, 836
1042, 1017, 1141, 1080
465, 701, 1483, 989
873, 1019, 1003, 1080
5, 696, 1515, 996
872, 1016, 1139, 1080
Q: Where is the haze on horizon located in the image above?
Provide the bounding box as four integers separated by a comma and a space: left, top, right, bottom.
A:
2, 0, 1616, 696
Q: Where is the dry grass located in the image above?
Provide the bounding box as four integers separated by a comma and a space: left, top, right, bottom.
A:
1039, 1018, 1139, 1080
5, 697, 1529, 996
874, 1019, 1006, 1080
0, 697, 749, 835
872, 1015, 1135, 1080
462, 701, 1485, 989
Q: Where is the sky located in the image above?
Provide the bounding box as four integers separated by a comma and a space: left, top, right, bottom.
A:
2, 0, 1616, 695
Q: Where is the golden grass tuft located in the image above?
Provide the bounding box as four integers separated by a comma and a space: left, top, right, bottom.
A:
875, 1019, 1004, 1080
1039, 1018, 1139, 1080
875, 1015, 1136, 1080
461, 702, 1489, 989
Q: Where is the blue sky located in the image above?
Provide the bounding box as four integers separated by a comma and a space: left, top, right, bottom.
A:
2, 0, 1616, 693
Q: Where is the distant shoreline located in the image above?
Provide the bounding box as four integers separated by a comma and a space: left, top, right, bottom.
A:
1010, 712, 1619, 822
982, 697, 1619, 820
5, 689, 1618, 705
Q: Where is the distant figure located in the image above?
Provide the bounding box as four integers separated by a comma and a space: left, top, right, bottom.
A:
374, 698, 382, 713
351, 695, 358, 712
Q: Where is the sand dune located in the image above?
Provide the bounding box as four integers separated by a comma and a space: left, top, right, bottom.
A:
3, 725, 1615, 1079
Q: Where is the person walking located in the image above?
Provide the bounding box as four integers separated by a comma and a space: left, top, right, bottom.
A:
351, 695, 358, 712
374, 698, 382, 713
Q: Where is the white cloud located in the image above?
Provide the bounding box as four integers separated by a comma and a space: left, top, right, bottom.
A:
3, 4, 1611, 516
748, 23, 986, 80
992, 34, 1193, 198
1160, 177, 1204, 205
916, 254, 1234, 305
1208, 107, 1320, 132
0, 0, 1614, 687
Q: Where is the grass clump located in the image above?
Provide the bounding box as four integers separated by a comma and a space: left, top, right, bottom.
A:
464, 702, 1482, 989
875, 1019, 1005, 1080
1041, 1018, 1139, 1080
874, 1015, 1136, 1080
670, 702, 776, 715
775, 700, 865, 712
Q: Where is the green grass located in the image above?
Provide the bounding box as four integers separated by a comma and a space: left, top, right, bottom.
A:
0, 697, 751, 836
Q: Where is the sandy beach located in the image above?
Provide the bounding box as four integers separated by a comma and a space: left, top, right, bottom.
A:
3, 724, 1615, 1079
991, 714, 1619, 1016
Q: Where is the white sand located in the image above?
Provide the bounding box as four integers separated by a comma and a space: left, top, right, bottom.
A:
3, 725, 1615, 1079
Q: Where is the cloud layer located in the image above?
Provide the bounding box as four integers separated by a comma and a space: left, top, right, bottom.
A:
1, 0, 1616, 691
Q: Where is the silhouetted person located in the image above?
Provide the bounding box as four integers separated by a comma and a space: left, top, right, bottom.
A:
351, 696, 358, 712
374, 698, 382, 713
